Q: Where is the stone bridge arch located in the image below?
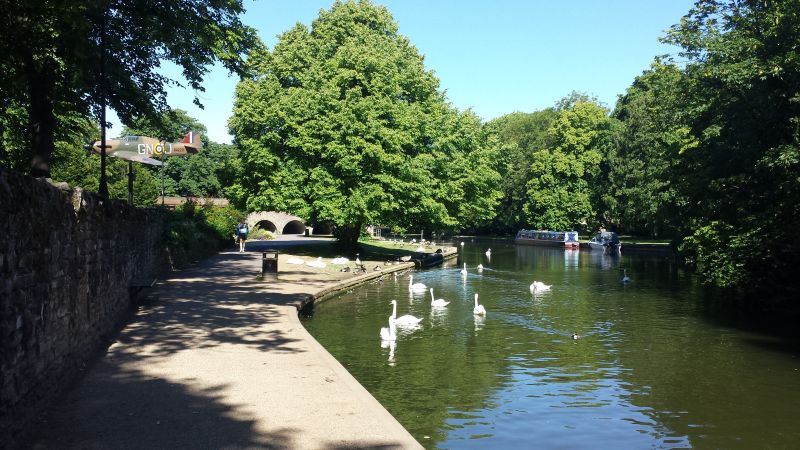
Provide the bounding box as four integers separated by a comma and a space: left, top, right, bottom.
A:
246, 211, 308, 235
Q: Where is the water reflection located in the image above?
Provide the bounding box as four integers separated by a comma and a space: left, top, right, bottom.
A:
303, 241, 800, 449
473, 314, 485, 333
380, 339, 396, 365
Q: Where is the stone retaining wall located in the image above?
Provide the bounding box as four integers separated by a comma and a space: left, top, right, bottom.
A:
0, 169, 167, 445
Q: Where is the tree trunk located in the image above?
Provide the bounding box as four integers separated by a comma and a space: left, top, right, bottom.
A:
28, 69, 55, 179
334, 223, 362, 249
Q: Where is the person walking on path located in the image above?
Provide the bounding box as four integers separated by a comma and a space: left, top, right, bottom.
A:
236, 220, 249, 252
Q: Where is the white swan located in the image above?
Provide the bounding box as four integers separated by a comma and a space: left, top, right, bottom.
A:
460, 263, 468, 275
477, 264, 484, 272
390, 300, 422, 327
306, 257, 326, 268
530, 281, 551, 292
287, 257, 305, 265
485, 248, 491, 257
473, 293, 486, 316
429, 288, 450, 307
379, 315, 396, 341
408, 275, 427, 292
331, 257, 349, 265
355, 254, 361, 265
460, 241, 464, 248
622, 269, 631, 283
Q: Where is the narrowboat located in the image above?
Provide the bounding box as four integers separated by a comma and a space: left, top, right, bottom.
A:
515, 229, 580, 249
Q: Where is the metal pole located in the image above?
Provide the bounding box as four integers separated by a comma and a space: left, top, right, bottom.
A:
160, 159, 165, 206
127, 160, 134, 205
97, 3, 109, 199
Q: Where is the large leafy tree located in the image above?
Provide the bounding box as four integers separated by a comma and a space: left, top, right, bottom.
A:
0, 0, 256, 178
660, 0, 800, 294
607, 62, 695, 237
230, 0, 499, 245
485, 109, 558, 233
523, 100, 613, 231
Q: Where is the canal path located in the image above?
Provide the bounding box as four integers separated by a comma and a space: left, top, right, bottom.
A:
27, 236, 427, 449
303, 240, 800, 449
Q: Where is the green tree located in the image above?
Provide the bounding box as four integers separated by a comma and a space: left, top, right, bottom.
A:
607, 62, 695, 237
485, 109, 558, 232
229, 0, 499, 245
660, 0, 800, 294
523, 100, 612, 231
0, 0, 256, 178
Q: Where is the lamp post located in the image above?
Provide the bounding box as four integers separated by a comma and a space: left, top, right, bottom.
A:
97, 1, 109, 199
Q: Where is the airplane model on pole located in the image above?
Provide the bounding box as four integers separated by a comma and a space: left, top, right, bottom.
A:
91, 131, 202, 166
91, 131, 202, 204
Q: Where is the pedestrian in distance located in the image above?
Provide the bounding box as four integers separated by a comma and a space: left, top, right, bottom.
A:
236, 220, 249, 252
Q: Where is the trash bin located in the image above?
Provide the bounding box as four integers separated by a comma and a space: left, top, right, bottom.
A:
262, 249, 279, 277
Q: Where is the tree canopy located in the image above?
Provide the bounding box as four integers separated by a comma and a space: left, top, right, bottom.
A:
658, 0, 800, 292
523, 99, 614, 231
0, 0, 257, 177
484, 109, 558, 233
229, 0, 500, 245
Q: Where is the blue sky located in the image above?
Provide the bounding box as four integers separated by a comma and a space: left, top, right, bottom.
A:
111, 0, 696, 143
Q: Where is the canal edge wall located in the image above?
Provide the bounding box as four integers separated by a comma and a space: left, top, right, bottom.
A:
304, 247, 459, 309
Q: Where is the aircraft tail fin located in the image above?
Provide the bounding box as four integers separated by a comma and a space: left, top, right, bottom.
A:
181, 131, 202, 152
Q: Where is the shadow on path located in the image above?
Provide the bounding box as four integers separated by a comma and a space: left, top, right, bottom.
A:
29, 360, 296, 449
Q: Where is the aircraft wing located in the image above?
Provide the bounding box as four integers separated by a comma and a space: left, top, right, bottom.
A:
107, 151, 164, 166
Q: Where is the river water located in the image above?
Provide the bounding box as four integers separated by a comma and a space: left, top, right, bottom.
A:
301, 241, 800, 449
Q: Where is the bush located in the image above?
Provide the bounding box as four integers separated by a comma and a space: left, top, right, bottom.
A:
202, 205, 245, 241
163, 202, 246, 269
248, 226, 275, 240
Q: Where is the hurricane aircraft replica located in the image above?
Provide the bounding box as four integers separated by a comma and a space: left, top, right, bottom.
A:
91, 131, 202, 165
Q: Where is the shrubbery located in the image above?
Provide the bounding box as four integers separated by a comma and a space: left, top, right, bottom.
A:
248, 226, 275, 240
163, 202, 245, 268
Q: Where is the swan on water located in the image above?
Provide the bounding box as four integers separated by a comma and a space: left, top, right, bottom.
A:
622, 269, 631, 283
485, 248, 492, 257
530, 281, 551, 292
379, 315, 397, 341
473, 293, 486, 316
390, 300, 423, 327
460, 263, 468, 275
429, 288, 450, 307
572, 332, 580, 340
477, 264, 484, 272
287, 257, 305, 265
460, 241, 465, 248
408, 275, 427, 292
331, 257, 349, 265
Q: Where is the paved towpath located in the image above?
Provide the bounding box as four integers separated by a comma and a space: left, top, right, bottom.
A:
29, 237, 427, 449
